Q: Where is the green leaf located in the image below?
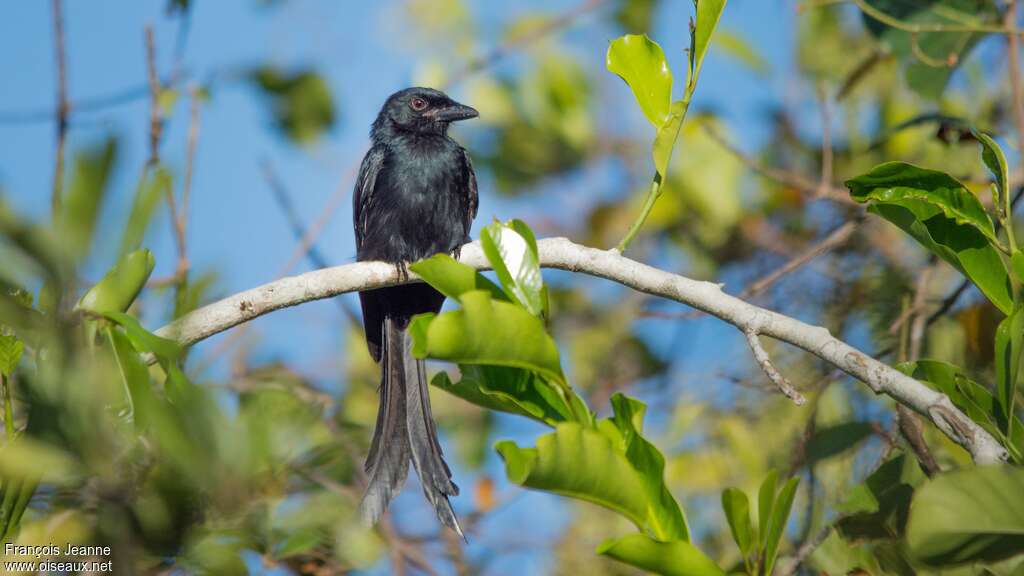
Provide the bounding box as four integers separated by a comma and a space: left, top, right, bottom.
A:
481, 221, 545, 316
105, 326, 156, 428
597, 533, 725, 576
898, 359, 1023, 461
606, 34, 673, 127
119, 166, 169, 257
837, 452, 925, 540
805, 422, 874, 464
721, 487, 754, 558
251, 67, 336, 144
847, 162, 1012, 314
862, 0, 998, 99
76, 249, 155, 315
101, 311, 183, 363
757, 469, 777, 553
60, 137, 118, 261
609, 393, 689, 541
975, 131, 1009, 211
907, 465, 1024, 566
763, 476, 799, 576
497, 423, 652, 528
995, 305, 1024, 437
408, 290, 565, 384
432, 367, 577, 426
688, 0, 728, 93
0, 335, 23, 377
409, 254, 505, 303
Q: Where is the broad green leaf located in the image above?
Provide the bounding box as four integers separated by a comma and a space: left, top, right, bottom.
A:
432, 367, 578, 426
497, 423, 651, 528
721, 487, 754, 558
409, 254, 505, 302
899, 359, 1024, 461
597, 533, 725, 576
847, 162, 1012, 314
607, 34, 673, 127
975, 131, 1009, 210
101, 311, 183, 363
609, 393, 689, 541
105, 326, 155, 428
119, 166, 169, 257
805, 422, 874, 464
0, 335, 22, 377
60, 138, 118, 261
995, 305, 1024, 437
837, 452, 925, 541
688, 0, 728, 93
757, 469, 777, 553
907, 465, 1024, 566
481, 221, 544, 316
408, 290, 565, 384
251, 67, 336, 144
862, 0, 998, 99
76, 249, 155, 315
847, 162, 998, 244
763, 476, 799, 576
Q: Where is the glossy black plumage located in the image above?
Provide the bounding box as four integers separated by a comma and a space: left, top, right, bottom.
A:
353, 87, 478, 536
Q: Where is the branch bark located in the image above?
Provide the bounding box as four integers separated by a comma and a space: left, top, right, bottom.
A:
153, 237, 1009, 464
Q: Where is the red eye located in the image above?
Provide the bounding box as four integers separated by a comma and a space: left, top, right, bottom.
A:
410, 97, 428, 111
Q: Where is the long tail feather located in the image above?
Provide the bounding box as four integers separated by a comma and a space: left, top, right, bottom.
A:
359, 318, 410, 525
400, 328, 463, 538
359, 317, 463, 537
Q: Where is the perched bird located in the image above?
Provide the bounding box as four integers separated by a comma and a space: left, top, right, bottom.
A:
353, 87, 479, 536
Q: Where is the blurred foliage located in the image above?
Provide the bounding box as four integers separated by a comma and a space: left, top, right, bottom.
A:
250, 67, 336, 145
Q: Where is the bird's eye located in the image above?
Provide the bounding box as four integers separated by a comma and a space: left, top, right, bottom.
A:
410, 97, 428, 111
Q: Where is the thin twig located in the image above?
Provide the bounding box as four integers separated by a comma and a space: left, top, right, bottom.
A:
816, 85, 833, 199
702, 124, 854, 205
897, 405, 941, 476
51, 0, 69, 218
804, 0, 1022, 35
778, 525, 832, 576
744, 328, 806, 405
742, 220, 861, 300
443, 0, 608, 88
259, 158, 361, 325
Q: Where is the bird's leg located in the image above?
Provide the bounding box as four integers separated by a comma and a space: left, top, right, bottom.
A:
394, 261, 410, 282
450, 245, 462, 261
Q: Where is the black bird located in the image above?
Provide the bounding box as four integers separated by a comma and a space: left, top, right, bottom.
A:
353, 87, 479, 535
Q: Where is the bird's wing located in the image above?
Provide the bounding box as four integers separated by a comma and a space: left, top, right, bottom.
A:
353, 145, 387, 253
459, 146, 478, 233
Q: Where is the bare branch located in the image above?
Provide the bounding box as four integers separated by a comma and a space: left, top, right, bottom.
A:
152, 237, 1008, 464
51, 0, 69, 217
745, 328, 806, 405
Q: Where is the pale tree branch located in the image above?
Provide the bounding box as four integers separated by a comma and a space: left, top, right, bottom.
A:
152, 238, 1009, 464
744, 328, 806, 405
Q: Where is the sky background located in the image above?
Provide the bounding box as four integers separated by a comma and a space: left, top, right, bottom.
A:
0, 1, 807, 573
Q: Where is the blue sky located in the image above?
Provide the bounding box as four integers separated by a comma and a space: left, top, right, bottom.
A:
0, 1, 801, 573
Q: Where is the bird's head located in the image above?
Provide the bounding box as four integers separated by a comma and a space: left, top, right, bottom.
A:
372, 87, 478, 139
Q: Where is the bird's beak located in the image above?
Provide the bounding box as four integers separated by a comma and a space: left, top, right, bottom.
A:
433, 102, 479, 122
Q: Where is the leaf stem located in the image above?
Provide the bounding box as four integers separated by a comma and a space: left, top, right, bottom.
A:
615, 173, 664, 253
1, 374, 11, 438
